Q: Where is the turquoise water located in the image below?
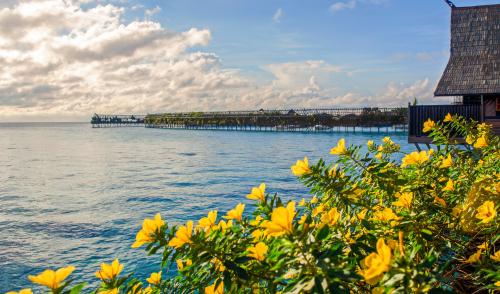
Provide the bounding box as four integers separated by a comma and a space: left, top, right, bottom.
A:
0, 123, 413, 291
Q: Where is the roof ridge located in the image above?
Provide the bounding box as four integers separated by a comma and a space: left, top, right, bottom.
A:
453, 3, 500, 9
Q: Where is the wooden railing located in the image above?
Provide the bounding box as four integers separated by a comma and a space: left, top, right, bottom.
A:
145, 107, 408, 130
408, 104, 481, 138
91, 114, 146, 127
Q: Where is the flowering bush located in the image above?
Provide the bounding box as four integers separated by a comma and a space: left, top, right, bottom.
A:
8, 115, 499, 294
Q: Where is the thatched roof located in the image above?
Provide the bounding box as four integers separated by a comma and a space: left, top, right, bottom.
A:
435, 4, 500, 96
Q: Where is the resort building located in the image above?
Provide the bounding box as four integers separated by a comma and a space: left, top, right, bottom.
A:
408, 3, 500, 143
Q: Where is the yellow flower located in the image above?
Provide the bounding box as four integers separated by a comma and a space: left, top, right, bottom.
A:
465, 249, 482, 263
216, 219, 233, 232
28, 266, 75, 290
168, 220, 193, 248
444, 113, 453, 122
478, 242, 488, 250
475, 201, 496, 224
127, 285, 152, 294
250, 216, 263, 226
310, 196, 318, 204
491, 250, 500, 262
329, 164, 345, 177
205, 281, 224, 294
357, 209, 368, 221
330, 138, 347, 155
132, 213, 165, 248
248, 242, 268, 261
383, 137, 392, 144
298, 214, 308, 224
439, 154, 453, 168
442, 179, 455, 192
320, 208, 340, 227
211, 258, 226, 272
262, 202, 296, 237
422, 118, 435, 133
198, 210, 218, 232
6, 289, 32, 294
146, 271, 161, 285
247, 183, 266, 201
477, 122, 491, 132
495, 281, 500, 287
387, 240, 398, 250
96, 259, 123, 281
176, 259, 192, 270
392, 192, 413, 209
375, 153, 383, 160
251, 229, 266, 241
298, 198, 306, 206
372, 208, 400, 223
312, 203, 325, 217
367, 140, 374, 148
434, 196, 447, 207
401, 149, 432, 167
401, 150, 430, 167
291, 156, 311, 176
225, 203, 244, 222
474, 136, 488, 149
358, 239, 392, 285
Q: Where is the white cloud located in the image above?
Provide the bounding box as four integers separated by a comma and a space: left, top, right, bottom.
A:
145, 5, 160, 18
245, 77, 447, 110
263, 60, 343, 89
330, 0, 357, 12
273, 8, 283, 23
330, 0, 389, 12
0, 0, 249, 120
347, 79, 452, 106
0, 0, 442, 121
130, 4, 144, 11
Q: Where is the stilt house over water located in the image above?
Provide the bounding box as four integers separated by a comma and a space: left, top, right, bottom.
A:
408, 2, 500, 143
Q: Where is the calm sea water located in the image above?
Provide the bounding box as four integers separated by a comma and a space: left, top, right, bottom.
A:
0, 123, 413, 291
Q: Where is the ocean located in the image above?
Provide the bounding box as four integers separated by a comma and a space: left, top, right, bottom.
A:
0, 122, 413, 291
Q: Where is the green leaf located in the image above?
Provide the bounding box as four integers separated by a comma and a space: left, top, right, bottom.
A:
384, 273, 405, 287
233, 256, 252, 264
223, 271, 232, 291
68, 283, 86, 294
316, 226, 329, 241
225, 261, 249, 280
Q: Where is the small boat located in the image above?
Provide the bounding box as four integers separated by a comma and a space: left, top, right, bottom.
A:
314, 125, 330, 131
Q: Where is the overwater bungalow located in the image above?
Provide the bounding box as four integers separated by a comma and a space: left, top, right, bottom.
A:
408, 2, 500, 143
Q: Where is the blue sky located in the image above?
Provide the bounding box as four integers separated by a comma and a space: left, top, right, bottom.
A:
1, 0, 499, 120
124, 0, 497, 93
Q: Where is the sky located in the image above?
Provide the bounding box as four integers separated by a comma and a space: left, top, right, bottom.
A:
0, 0, 498, 121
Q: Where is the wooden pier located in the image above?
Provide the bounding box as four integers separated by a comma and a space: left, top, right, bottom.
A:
91, 114, 145, 128
91, 108, 408, 132
144, 107, 407, 133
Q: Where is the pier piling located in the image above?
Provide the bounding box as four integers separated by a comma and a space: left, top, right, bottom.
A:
92, 107, 408, 133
